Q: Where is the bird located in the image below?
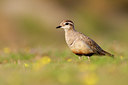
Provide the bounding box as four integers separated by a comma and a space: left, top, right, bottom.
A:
56, 20, 114, 61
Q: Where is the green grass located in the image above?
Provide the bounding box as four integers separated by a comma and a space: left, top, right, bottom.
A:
0, 48, 128, 85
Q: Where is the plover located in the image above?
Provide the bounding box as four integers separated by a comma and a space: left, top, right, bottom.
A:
56, 20, 114, 61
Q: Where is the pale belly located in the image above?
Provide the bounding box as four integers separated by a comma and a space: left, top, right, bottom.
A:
70, 41, 93, 54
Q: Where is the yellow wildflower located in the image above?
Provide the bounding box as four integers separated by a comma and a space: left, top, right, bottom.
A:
120, 56, 124, 60
24, 63, 29, 68
67, 58, 72, 62
83, 73, 99, 85
39, 56, 51, 65
3, 47, 11, 54
33, 56, 51, 71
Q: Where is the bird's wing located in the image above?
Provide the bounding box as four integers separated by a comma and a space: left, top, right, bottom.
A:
79, 32, 104, 54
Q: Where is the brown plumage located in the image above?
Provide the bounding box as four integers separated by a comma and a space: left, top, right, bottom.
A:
56, 20, 114, 61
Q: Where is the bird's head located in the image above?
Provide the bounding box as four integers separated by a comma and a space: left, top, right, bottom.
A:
56, 20, 74, 30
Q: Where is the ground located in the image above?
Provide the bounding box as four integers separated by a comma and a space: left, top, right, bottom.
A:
0, 47, 128, 85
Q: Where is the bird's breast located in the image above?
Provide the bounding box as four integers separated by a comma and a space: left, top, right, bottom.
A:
70, 40, 93, 54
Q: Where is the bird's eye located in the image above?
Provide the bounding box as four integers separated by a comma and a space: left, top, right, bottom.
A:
65, 23, 69, 25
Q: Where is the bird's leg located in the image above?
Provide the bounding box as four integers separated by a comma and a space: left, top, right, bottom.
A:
76, 54, 82, 60
87, 56, 90, 62
79, 56, 82, 60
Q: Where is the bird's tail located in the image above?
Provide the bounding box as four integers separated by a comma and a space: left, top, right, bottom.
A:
102, 50, 114, 58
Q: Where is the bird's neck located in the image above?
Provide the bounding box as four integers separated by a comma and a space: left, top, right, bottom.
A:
64, 27, 77, 44
64, 27, 76, 35
64, 27, 76, 33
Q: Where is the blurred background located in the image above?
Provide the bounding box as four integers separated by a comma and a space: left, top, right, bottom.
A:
0, 0, 128, 49
0, 1, 128, 85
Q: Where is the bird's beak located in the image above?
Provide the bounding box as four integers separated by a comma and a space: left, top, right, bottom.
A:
56, 26, 62, 29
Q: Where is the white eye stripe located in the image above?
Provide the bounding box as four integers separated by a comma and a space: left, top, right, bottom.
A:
64, 22, 73, 25
62, 25, 71, 29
